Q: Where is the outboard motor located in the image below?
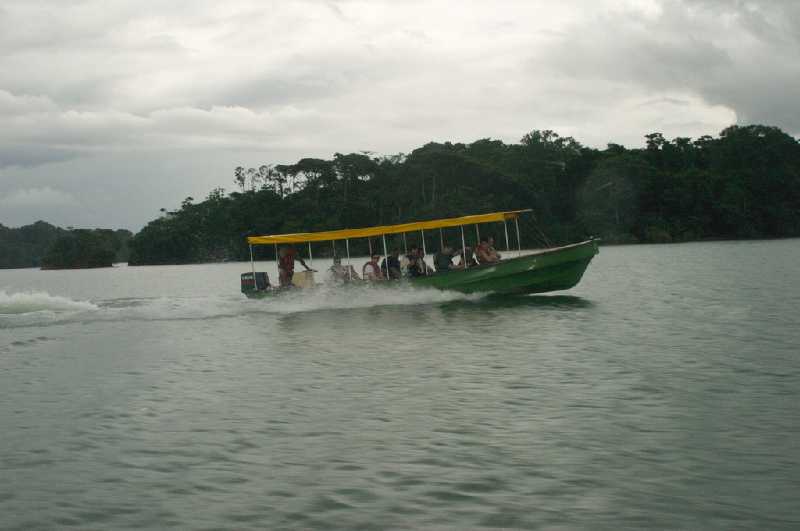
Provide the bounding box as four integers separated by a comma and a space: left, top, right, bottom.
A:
241, 271, 269, 294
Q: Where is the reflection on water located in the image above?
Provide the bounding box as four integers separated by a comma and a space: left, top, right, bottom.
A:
446, 293, 593, 311
1, 239, 799, 530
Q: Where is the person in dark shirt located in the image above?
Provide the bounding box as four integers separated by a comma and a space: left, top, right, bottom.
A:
434, 246, 456, 272
405, 245, 421, 277
381, 249, 402, 279
406, 245, 431, 277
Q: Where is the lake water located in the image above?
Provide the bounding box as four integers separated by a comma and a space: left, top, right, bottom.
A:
1, 240, 799, 530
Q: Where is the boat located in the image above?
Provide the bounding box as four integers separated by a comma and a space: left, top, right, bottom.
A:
241, 210, 598, 298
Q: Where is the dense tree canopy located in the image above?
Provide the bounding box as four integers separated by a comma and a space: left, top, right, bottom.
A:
128, 125, 800, 265
41, 229, 132, 269
0, 223, 131, 269
0, 221, 66, 268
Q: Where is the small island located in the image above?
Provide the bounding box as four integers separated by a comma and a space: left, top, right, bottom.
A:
40, 229, 131, 270
0, 222, 128, 269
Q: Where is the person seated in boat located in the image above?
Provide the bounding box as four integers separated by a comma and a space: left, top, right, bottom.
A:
405, 246, 424, 277
434, 246, 456, 272
457, 246, 477, 268
475, 236, 501, 264
417, 247, 431, 275
381, 249, 402, 280
362, 254, 384, 281
278, 245, 312, 287
329, 256, 360, 282
399, 251, 410, 272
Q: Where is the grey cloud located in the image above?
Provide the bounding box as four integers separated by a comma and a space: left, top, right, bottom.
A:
0, 90, 56, 114
0, 186, 79, 208
689, 0, 800, 45
635, 97, 693, 108
0, 144, 79, 168
0, 0, 796, 230
540, 0, 800, 135
207, 54, 398, 110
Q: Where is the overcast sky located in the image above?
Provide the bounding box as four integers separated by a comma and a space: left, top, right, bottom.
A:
1, 0, 798, 230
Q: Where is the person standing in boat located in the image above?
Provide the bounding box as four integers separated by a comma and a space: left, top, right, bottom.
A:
278, 245, 312, 287
362, 254, 384, 281
475, 236, 501, 264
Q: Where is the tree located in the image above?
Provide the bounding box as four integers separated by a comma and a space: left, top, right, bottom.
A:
246, 167, 258, 191
41, 229, 120, 269
234, 166, 245, 192
127, 124, 800, 265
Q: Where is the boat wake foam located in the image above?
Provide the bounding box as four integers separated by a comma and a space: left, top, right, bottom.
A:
249, 283, 484, 314
0, 284, 482, 329
0, 290, 98, 315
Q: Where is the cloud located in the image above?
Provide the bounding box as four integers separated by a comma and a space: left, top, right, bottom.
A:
538, 0, 800, 132
0, 89, 56, 115
0, 186, 79, 208
0, 0, 797, 229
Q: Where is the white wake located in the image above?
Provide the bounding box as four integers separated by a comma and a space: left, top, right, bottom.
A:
0, 290, 98, 315
0, 283, 482, 328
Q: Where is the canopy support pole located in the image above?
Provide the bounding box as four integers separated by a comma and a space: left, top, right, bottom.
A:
308, 242, 313, 268
439, 228, 444, 249
403, 233, 407, 254
346, 238, 352, 281
515, 217, 522, 256
504, 220, 510, 252
249, 244, 256, 287
474, 225, 480, 265
381, 234, 389, 280
368, 238, 373, 257
274, 243, 278, 280
420, 229, 427, 275
331, 240, 335, 258
460, 225, 468, 269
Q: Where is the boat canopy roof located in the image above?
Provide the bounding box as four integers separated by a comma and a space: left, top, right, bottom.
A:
247, 209, 531, 245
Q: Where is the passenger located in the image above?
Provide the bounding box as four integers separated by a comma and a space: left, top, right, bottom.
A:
405, 245, 424, 277
381, 249, 402, 280
329, 256, 360, 282
399, 251, 410, 272
434, 246, 456, 272
278, 245, 312, 287
417, 247, 431, 275
475, 236, 501, 264
362, 254, 384, 281
458, 246, 477, 268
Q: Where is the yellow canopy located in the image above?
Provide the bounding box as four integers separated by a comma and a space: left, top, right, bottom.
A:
247, 209, 531, 245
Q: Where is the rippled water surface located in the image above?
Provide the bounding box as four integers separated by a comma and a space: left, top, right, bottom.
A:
2, 240, 799, 530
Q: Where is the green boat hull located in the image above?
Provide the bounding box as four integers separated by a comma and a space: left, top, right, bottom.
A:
410, 239, 599, 295
243, 240, 598, 298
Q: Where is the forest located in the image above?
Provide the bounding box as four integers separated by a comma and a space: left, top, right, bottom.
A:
0, 222, 131, 269
121, 124, 797, 265
40, 229, 132, 269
